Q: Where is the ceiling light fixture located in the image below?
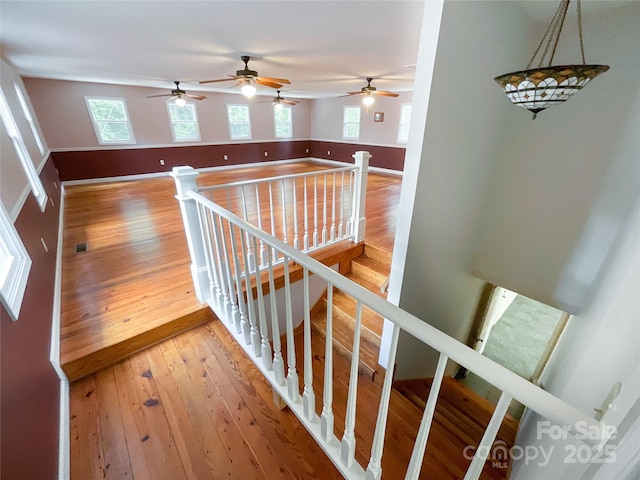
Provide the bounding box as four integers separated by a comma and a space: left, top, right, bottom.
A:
362, 95, 375, 107
174, 97, 186, 106
494, 0, 608, 119
241, 82, 257, 98
274, 102, 284, 111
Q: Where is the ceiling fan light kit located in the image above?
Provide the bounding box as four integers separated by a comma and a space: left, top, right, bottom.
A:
199, 56, 291, 98
494, 0, 609, 119
146, 81, 207, 104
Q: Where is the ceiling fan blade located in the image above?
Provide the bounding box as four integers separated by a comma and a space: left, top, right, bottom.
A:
185, 93, 207, 100
199, 75, 238, 84
255, 79, 283, 89
347, 92, 364, 95
146, 93, 174, 98
257, 76, 291, 85
375, 91, 400, 97
283, 100, 299, 105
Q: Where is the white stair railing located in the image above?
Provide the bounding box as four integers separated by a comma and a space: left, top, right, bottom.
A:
172, 160, 612, 480
195, 152, 369, 269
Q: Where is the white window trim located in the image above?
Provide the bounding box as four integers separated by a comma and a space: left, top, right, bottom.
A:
0, 202, 31, 321
0, 89, 47, 211
85, 96, 136, 145
13, 82, 46, 155
273, 105, 293, 139
166, 100, 201, 143
343, 105, 361, 140
397, 103, 412, 144
226, 104, 252, 140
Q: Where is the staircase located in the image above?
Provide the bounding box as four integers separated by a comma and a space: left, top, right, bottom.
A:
310, 244, 391, 380
301, 243, 517, 478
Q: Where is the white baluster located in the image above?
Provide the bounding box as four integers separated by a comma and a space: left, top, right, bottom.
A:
322, 174, 328, 246
281, 179, 288, 247
252, 235, 272, 370
345, 170, 353, 236
403, 353, 449, 480
303, 176, 309, 251
269, 182, 278, 263
463, 391, 513, 480
365, 323, 403, 480
341, 301, 362, 468
292, 178, 299, 250
205, 208, 224, 310
240, 185, 255, 271
302, 267, 315, 420
338, 171, 345, 239
228, 221, 249, 342
283, 255, 299, 402
240, 229, 260, 357
321, 284, 335, 442
215, 214, 234, 323
267, 247, 285, 385
313, 175, 319, 248
255, 184, 266, 268
330, 172, 336, 242
196, 203, 216, 306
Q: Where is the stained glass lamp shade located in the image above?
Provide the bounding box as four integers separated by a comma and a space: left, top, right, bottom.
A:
494, 0, 609, 119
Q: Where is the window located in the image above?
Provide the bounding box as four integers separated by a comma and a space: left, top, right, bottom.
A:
343, 106, 361, 140
85, 97, 135, 144
14, 82, 46, 155
166, 101, 201, 142
398, 104, 412, 143
0, 90, 47, 211
0, 202, 31, 321
273, 106, 292, 138
226, 105, 252, 140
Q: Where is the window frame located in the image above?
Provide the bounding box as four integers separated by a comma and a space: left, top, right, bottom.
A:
0, 202, 32, 321
342, 105, 361, 140
226, 104, 252, 140
85, 96, 136, 145
273, 105, 293, 139
397, 103, 412, 144
0, 89, 47, 211
13, 82, 46, 155
166, 100, 201, 143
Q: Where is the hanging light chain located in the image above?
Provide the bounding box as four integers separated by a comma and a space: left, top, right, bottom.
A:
577, 0, 586, 64
548, 0, 571, 66
527, 0, 572, 69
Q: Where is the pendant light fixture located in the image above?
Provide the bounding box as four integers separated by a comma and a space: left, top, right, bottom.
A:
494, 0, 608, 119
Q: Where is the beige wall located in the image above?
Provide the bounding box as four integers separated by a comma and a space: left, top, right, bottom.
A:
24, 78, 312, 149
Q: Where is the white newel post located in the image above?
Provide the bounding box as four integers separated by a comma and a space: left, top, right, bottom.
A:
171, 166, 209, 303
352, 151, 370, 243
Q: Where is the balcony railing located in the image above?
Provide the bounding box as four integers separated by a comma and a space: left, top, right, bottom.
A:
172, 155, 612, 480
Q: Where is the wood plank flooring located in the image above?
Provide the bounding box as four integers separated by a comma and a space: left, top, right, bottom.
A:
60, 160, 401, 380
71, 317, 515, 479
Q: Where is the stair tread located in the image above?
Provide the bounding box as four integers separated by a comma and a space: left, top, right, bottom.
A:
394, 376, 519, 444
310, 307, 380, 375
350, 256, 390, 287
344, 272, 387, 298
363, 243, 392, 266
331, 290, 384, 338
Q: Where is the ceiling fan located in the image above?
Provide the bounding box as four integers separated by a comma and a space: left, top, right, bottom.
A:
199, 56, 291, 97
342, 77, 399, 106
258, 90, 299, 107
147, 81, 206, 105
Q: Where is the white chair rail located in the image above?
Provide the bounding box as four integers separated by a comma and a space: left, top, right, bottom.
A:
172, 157, 610, 480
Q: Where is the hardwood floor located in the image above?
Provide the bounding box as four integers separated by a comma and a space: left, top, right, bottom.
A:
60, 160, 401, 380
71, 318, 515, 479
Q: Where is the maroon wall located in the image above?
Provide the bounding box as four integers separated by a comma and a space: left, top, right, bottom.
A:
1, 158, 61, 480
52, 140, 406, 181
309, 141, 406, 171
52, 140, 311, 181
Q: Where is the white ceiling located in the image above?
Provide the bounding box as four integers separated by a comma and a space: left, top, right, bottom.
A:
0, 1, 624, 100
